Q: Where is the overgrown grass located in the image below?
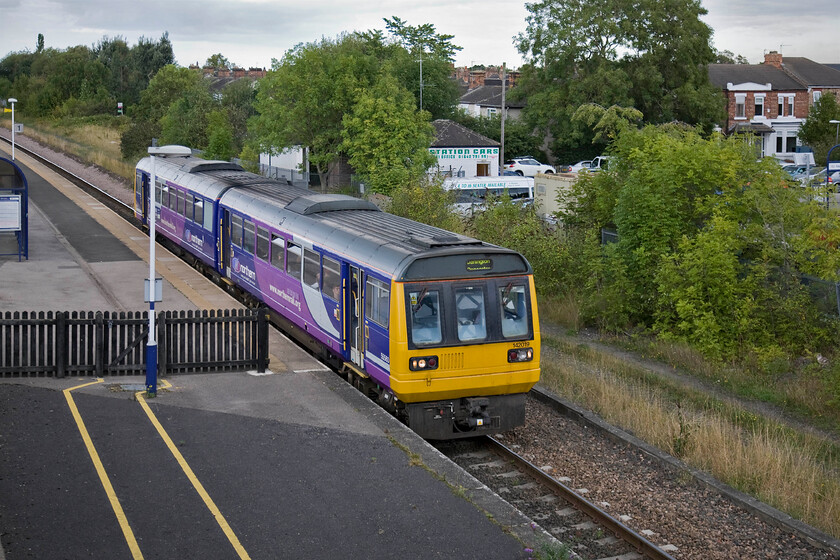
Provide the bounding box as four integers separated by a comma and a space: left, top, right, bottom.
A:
539, 327, 840, 539
2, 115, 135, 182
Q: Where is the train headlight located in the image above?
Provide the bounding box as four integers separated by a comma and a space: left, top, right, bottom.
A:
507, 347, 534, 363
409, 356, 438, 371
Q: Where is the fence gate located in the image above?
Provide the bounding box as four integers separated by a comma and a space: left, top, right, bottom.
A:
0, 308, 269, 378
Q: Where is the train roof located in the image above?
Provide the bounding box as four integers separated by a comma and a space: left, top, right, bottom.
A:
139, 155, 531, 281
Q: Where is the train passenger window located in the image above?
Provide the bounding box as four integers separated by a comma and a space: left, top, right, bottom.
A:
231, 214, 243, 247
256, 226, 269, 261
500, 284, 529, 337
322, 256, 340, 300
286, 242, 302, 280
194, 198, 204, 227
366, 277, 390, 328
303, 248, 319, 289
185, 193, 194, 221
455, 286, 487, 341
155, 180, 165, 205
179, 191, 188, 217
202, 200, 213, 231
167, 187, 177, 211
408, 289, 441, 345
270, 235, 284, 270
243, 219, 255, 254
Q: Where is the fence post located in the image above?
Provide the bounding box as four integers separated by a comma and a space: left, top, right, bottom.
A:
56, 312, 66, 378
158, 311, 167, 376
257, 308, 269, 373
94, 311, 104, 377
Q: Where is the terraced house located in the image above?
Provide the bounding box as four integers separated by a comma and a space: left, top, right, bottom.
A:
709, 52, 840, 159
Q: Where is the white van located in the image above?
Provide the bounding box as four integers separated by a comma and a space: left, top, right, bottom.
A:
443, 176, 535, 216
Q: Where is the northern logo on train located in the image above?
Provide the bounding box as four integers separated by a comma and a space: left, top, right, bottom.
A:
183, 228, 203, 248
232, 256, 256, 280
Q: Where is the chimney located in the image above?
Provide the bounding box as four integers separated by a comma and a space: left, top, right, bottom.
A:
764, 51, 783, 68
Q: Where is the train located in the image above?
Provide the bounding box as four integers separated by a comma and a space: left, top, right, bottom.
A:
134, 148, 540, 440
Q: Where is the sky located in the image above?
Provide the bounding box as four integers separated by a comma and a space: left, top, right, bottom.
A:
1, 0, 839, 71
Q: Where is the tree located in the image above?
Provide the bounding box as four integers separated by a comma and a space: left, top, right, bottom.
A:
715, 50, 749, 64
134, 64, 203, 123
252, 34, 381, 190
798, 93, 840, 166
515, 0, 724, 158
205, 54, 232, 70
341, 74, 437, 195
159, 82, 215, 148
36, 33, 44, 53
220, 78, 256, 153
204, 109, 235, 161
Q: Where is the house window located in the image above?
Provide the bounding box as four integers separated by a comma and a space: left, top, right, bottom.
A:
788, 96, 794, 116
814, 91, 822, 104
476, 163, 490, 177
735, 94, 746, 119
754, 95, 765, 118
778, 97, 784, 117
786, 134, 797, 153
776, 135, 784, 153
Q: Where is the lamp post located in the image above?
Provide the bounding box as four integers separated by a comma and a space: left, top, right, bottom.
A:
145, 144, 191, 396
8, 98, 17, 160
830, 120, 840, 145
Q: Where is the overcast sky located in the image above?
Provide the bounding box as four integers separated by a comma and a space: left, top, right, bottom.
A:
1, 0, 838, 70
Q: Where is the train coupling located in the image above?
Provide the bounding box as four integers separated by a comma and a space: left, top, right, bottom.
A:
465, 397, 491, 428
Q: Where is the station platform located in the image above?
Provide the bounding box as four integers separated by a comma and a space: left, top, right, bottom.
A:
0, 146, 548, 559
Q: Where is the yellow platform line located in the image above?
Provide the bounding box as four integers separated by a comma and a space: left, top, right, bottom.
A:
135, 386, 252, 560
64, 379, 143, 560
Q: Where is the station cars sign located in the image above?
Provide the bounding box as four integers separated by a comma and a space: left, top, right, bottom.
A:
429, 147, 499, 160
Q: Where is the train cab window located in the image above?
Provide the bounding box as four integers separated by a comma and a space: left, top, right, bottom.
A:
323, 256, 340, 300
365, 277, 390, 328
243, 219, 255, 254
408, 289, 441, 345
455, 286, 487, 341
286, 242, 302, 280
185, 193, 194, 221
500, 284, 530, 338
231, 214, 243, 248
194, 198, 204, 227
270, 235, 284, 270
303, 248, 319, 289
256, 226, 270, 261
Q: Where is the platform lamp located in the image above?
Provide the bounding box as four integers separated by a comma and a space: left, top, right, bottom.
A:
8, 98, 17, 160
830, 120, 840, 145
145, 144, 191, 396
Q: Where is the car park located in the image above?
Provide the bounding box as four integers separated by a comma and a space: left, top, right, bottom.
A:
503, 157, 555, 176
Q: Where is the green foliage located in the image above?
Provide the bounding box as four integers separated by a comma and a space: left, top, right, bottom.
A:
797, 94, 840, 166
238, 144, 262, 173
452, 110, 546, 162
252, 34, 380, 189
385, 179, 464, 233
120, 119, 161, 159
159, 82, 215, 148
134, 64, 203, 123
205, 53, 232, 69
515, 0, 724, 156
221, 79, 256, 153
469, 198, 564, 293
341, 74, 436, 195
204, 110, 234, 161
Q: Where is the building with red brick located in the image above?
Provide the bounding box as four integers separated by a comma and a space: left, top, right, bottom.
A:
709, 52, 840, 160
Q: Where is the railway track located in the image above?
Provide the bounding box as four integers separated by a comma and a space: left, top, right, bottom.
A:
437, 436, 678, 560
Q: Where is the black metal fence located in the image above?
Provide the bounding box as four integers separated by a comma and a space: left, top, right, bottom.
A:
0, 308, 269, 378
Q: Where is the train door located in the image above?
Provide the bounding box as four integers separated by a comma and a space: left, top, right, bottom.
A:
220, 208, 231, 276
349, 265, 365, 367
136, 171, 149, 226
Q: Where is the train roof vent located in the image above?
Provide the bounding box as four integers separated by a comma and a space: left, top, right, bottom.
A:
405, 233, 482, 249
184, 160, 245, 174
285, 194, 381, 215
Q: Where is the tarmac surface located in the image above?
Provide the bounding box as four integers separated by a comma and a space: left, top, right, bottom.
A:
0, 146, 550, 559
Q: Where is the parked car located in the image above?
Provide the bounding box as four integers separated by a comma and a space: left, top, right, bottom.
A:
567, 160, 593, 173
503, 157, 555, 176
803, 169, 840, 190
587, 156, 611, 171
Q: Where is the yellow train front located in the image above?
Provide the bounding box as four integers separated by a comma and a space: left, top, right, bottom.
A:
382, 250, 541, 440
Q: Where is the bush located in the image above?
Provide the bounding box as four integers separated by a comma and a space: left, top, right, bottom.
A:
120, 120, 161, 160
